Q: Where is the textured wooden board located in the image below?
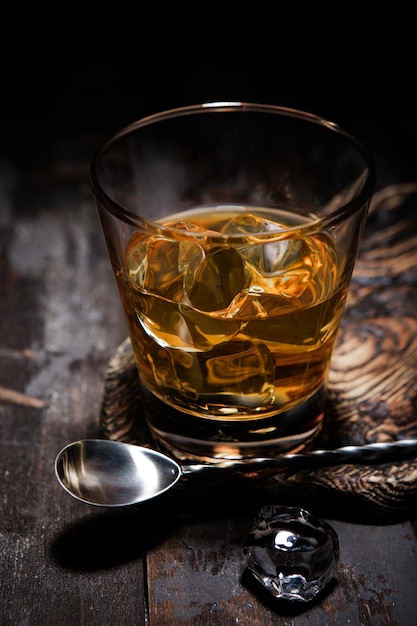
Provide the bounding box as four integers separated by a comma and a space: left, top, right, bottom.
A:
100, 184, 417, 519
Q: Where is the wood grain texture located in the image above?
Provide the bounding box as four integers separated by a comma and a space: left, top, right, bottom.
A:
145, 517, 417, 626
100, 184, 417, 519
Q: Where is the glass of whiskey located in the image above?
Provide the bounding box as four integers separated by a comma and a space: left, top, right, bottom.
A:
90, 102, 375, 463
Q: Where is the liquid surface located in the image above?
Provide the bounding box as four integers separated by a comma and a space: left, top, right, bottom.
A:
117, 205, 345, 424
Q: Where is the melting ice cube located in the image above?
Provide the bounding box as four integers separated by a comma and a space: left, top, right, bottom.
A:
243, 505, 339, 602
126, 231, 204, 302
222, 212, 305, 275
187, 247, 250, 313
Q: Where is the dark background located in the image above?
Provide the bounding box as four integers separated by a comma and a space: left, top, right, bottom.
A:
0, 12, 416, 189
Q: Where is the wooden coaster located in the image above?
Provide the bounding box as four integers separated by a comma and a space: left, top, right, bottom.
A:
100, 184, 417, 519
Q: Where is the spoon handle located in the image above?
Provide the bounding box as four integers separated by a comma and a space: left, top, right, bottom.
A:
183, 438, 417, 474
278, 438, 417, 467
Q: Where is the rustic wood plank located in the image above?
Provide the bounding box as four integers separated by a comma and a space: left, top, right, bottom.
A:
0, 157, 148, 625
146, 510, 417, 625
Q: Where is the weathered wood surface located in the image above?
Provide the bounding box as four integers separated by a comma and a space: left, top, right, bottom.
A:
2, 153, 417, 625
2, 12, 417, 626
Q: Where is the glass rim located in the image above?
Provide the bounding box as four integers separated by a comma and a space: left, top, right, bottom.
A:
90, 101, 376, 236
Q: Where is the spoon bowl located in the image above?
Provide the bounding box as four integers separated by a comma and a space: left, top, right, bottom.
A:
55, 439, 182, 506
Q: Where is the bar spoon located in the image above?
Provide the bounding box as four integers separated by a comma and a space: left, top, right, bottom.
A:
55, 437, 417, 507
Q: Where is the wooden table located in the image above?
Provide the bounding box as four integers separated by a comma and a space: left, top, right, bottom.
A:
2, 13, 417, 626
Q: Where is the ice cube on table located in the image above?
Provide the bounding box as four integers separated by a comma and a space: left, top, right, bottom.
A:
243, 505, 339, 603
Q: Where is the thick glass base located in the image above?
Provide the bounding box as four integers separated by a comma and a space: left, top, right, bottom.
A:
141, 385, 326, 463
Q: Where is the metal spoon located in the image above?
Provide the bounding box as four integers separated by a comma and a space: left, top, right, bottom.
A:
55, 437, 417, 507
